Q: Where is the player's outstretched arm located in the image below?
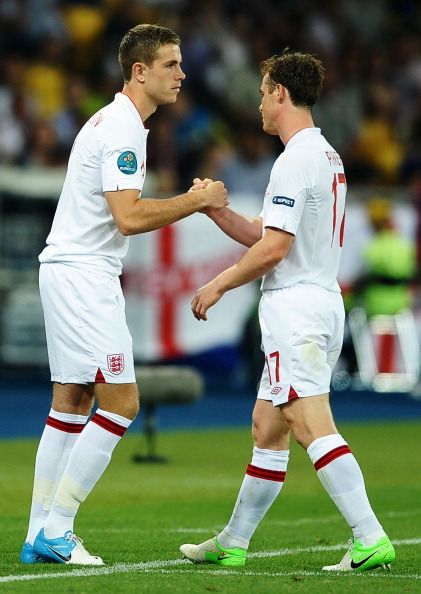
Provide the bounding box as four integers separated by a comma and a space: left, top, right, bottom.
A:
190, 178, 262, 247
105, 182, 228, 235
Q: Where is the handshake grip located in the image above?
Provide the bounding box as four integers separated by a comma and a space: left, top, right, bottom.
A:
191, 179, 228, 210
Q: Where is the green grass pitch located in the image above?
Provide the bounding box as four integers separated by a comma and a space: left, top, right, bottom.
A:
0, 420, 420, 593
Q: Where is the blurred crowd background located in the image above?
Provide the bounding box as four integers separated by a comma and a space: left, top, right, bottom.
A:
1, 0, 421, 392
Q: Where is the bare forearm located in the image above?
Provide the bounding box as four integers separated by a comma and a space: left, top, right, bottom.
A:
214, 239, 280, 291
207, 207, 262, 247
123, 192, 208, 235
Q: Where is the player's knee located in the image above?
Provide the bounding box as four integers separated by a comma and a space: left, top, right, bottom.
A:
101, 400, 139, 420
125, 396, 140, 420
96, 384, 139, 420
251, 417, 265, 445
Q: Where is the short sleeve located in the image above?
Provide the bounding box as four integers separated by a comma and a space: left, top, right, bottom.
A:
101, 127, 147, 192
263, 158, 309, 236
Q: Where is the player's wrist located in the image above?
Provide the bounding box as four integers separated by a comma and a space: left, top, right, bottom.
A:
187, 188, 208, 210
214, 269, 233, 294
205, 205, 227, 222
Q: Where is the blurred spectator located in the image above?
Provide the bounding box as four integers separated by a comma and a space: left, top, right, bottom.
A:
26, 118, 67, 167
62, 1, 107, 71
352, 84, 404, 183
26, 119, 68, 167
340, 197, 417, 378
0, 87, 27, 163
0, 55, 33, 163
167, 88, 227, 187
313, 56, 363, 156
350, 197, 416, 317
52, 75, 104, 152
25, 36, 68, 118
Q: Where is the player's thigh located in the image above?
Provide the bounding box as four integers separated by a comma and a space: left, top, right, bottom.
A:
281, 393, 339, 448
94, 382, 139, 420
252, 399, 290, 450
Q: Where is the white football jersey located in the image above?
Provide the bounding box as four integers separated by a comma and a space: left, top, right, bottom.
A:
39, 93, 149, 275
261, 128, 346, 292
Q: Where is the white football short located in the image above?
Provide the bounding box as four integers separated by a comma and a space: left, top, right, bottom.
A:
39, 263, 136, 384
257, 284, 344, 406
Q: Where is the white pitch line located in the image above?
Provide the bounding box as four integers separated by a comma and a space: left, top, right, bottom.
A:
1, 538, 420, 584
385, 510, 421, 518
0, 559, 186, 584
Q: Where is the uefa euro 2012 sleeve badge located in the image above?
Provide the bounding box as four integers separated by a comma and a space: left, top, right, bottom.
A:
117, 150, 138, 174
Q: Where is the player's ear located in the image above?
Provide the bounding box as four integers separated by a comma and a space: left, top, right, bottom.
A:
132, 62, 146, 83
275, 84, 286, 102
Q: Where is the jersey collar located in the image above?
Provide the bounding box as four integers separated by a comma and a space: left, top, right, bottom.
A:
285, 127, 321, 149
116, 92, 146, 129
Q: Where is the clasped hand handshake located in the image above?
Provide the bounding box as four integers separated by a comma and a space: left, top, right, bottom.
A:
189, 177, 228, 213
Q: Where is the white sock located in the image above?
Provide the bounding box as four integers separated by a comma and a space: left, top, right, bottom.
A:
218, 447, 289, 550
25, 409, 87, 545
307, 434, 385, 545
43, 408, 132, 539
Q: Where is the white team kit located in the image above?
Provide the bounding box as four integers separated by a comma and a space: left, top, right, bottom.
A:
39, 93, 148, 384
257, 128, 347, 405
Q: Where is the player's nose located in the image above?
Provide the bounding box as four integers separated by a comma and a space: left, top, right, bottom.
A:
177, 66, 186, 80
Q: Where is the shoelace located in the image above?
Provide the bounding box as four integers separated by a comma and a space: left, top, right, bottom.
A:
72, 534, 101, 559
72, 535, 88, 551
64, 533, 85, 549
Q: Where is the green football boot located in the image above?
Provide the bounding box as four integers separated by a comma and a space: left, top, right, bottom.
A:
323, 536, 395, 572
180, 536, 247, 567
